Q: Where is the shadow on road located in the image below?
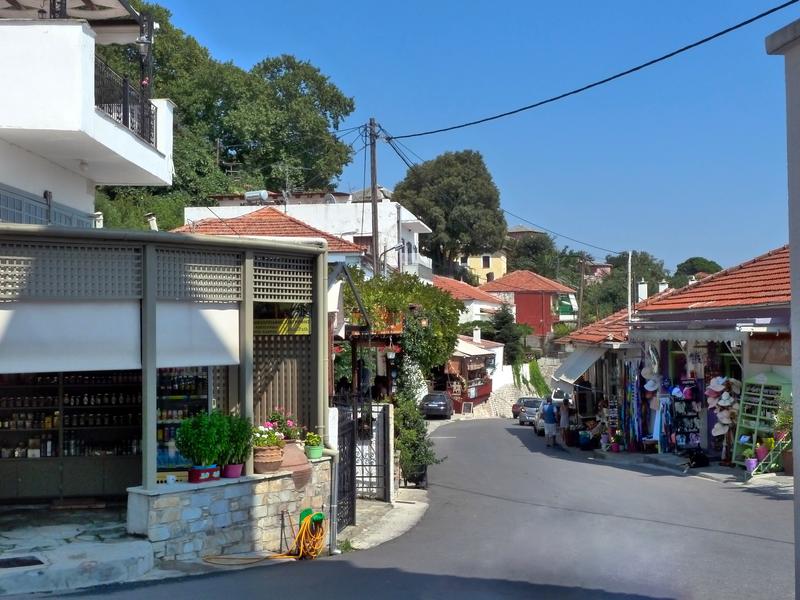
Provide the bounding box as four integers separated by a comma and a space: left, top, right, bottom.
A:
67, 558, 675, 600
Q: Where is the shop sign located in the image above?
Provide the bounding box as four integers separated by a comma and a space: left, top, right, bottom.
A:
749, 333, 791, 366
254, 317, 310, 336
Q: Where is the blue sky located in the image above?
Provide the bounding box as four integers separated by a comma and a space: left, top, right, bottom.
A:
163, 0, 797, 271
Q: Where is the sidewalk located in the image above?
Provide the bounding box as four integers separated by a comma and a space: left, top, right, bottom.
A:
580, 446, 793, 498
337, 487, 429, 551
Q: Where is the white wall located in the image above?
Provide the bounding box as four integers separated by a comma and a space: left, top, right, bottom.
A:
0, 138, 95, 213
0, 20, 173, 188
185, 202, 430, 272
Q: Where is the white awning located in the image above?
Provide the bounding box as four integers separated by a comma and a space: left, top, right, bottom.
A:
628, 329, 746, 343
156, 303, 240, 368
0, 301, 141, 374
551, 346, 606, 387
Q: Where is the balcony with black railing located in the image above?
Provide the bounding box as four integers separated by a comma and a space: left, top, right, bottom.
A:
94, 56, 157, 147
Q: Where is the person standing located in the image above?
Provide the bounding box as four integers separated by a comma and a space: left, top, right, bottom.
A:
541, 396, 557, 447
559, 399, 571, 446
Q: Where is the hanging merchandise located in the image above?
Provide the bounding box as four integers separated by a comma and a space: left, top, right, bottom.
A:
672, 379, 700, 451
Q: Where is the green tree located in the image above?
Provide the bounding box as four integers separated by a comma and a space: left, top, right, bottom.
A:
344, 271, 462, 374
490, 304, 531, 365
583, 251, 669, 321
505, 235, 590, 290
671, 256, 723, 288
95, 1, 355, 230
393, 151, 506, 273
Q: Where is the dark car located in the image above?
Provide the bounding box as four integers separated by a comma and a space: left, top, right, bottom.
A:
420, 392, 453, 419
518, 397, 543, 426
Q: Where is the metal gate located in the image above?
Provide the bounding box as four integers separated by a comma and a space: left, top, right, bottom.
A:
337, 407, 356, 533
355, 403, 391, 501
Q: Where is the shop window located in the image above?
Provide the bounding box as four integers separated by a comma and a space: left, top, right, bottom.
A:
482, 255, 491, 269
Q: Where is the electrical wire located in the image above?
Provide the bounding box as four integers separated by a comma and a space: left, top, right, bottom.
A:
387, 0, 800, 140
379, 129, 626, 257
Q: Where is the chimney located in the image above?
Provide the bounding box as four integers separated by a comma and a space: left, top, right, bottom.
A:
473, 326, 481, 344
637, 278, 648, 303
658, 279, 668, 293
688, 275, 698, 285
92, 211, 104, 229
144, 213, 158, 232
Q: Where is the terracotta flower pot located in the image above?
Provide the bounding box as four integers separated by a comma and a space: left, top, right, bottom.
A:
782, 449, 793, 475
282, 440, 312, 488
253, 446, 284, 474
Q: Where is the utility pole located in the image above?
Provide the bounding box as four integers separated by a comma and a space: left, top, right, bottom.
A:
577, 259, 585, 328
369, 118, 380, 276
627, 250, 633, 323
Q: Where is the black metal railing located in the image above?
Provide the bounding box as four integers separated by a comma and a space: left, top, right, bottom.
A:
94, 56, 157, 147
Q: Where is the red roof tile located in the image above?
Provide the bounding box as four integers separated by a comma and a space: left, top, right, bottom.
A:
433, 275, 503, 304
480, 270, 575, 294
172, 207, 364, 254
639, 246, 790, 312
559, 291, 673, 345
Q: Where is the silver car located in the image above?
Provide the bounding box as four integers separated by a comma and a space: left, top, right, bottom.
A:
518, 397, 542, 426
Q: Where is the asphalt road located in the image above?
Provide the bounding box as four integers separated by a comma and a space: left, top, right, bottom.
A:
73, 419, 794, 600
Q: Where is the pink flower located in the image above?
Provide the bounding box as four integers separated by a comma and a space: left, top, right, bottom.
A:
264, 421, 274, 429
287, 419, 295, 427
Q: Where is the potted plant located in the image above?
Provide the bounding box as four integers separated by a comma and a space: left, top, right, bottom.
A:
742, 447, 758, 473
252, 422, 285, 473
175, 412, 224, 483
220, 414, 253, 478
774, 399, 793, 474
755, 442, 769, 462
610, 433, 622, 453
304, 431, 323, 459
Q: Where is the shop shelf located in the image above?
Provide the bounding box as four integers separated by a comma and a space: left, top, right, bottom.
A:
64, 425, 141, 430
158, 395, 207, 401
0, 428, 57, 433
0, 406, 59, 411
63, 404, 141, 410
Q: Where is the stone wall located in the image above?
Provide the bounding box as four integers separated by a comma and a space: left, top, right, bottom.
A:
127, 458, 331, 562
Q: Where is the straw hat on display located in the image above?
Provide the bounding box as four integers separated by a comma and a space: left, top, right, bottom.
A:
716, 410, 732, 425
709, 377, 727, 392
641, 366, 656, 380
728, 378, 742, 395
717, 392, 734, 407
707, 396, 719, 408
644, 379, 659, 392
682, 386, 694, 400
712, 422, 729, 437
670, 386, 684, 399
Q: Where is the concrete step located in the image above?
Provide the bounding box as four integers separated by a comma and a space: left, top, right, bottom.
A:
0, 538, 153, 596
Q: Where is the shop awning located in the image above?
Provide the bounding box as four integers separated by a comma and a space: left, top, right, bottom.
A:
156, 303, 240, 368
628, 328, 746, 343
551, 346, 606, 388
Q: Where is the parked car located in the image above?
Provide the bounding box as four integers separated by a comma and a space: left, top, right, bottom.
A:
535, 395, 568, 436
518, 397, 543, 426
420, 392, 453, 419
511, 398, 525, 418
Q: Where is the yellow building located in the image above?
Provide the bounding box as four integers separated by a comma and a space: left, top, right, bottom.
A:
459, 251, 507, 284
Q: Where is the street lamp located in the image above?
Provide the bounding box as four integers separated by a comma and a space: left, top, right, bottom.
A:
378, 243, 404, 276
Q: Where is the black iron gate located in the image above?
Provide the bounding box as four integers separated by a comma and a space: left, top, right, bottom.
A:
337, 407, 356, 533
355, 403, 391, 501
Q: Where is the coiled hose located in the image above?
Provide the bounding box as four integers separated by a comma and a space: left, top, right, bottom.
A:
203, 511, 326, 566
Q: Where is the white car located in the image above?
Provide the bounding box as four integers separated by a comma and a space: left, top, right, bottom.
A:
517, 397, 542, 426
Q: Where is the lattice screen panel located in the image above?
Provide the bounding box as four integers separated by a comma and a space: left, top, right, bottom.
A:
254, 334, 313, 428
253, 254, 313, 303
156, 248, 242, 302
0, 241, 141, 300
211, 365, 230, 413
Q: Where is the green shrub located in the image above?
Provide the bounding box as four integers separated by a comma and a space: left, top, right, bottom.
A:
221, 414, 253, 466
528, 360, 551, 398
305, 431, 322, 447
175, 411, 226, 467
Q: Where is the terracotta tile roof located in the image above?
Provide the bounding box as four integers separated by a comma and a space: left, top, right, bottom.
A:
559, 291, 673, 345
639, 246, 790, 312
433, 275, 503, 304
172, 207, 364, 254
480, 270, 575, 294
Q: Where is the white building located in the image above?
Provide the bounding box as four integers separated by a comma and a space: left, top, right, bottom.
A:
184, 187, 433, 281
0, 2, 174, 227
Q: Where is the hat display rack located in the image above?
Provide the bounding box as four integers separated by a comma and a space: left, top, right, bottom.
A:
705, 376, 742, 464
671, 379, 701, 451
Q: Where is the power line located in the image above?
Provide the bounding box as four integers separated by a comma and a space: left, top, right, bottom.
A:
503, 208, 623, 256
388, 0, 800, 140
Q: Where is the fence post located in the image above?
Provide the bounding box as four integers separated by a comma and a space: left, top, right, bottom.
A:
122, 77, 130, 128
